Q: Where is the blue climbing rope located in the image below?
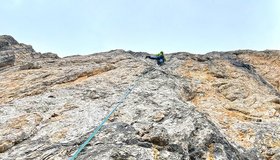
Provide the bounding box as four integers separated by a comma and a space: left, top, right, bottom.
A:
69, 68, 153, 160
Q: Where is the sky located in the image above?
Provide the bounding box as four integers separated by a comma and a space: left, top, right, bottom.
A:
0, 0, 279, 56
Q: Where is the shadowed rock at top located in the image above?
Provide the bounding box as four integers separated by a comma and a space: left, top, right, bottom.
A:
0, 35, 279, 160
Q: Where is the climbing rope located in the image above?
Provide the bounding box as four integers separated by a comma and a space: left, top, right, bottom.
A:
69, 67, 154, 160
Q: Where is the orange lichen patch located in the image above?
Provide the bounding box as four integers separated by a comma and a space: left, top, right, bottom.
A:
0, 140, 13, 153
191, 83, 221, 101
89, 64, 116, 77
212, 108, 257, 149
178, 61, 257, 149
177, 62, 219, 106
182, 89, 259, 147
6, 82, 21, 89
50, 128, 68, 143
255, 105, 270, 113
63, 103, 79, 111
0, 69, 55, 104
239, 53, 279, 65
222, 126, 255, 149
52, 75, 91, 89
72, 66, 113, 83
184, 59, 195, 67
206, 143, 215, 160
184, 70, 215, 82
92, 68, 107, 76
176, 58, 276, 150
152, 144, 159, 160
219, 107, 262, 123
192, 103, 259, 149
73, 76, 88, 83
238, 53, 280, 92
8, 115, 29, 129
191, 95, 200, 106
49, 114, 65, 122
191, 95, 208, 108
53, 65, 116, 88
178, 61, 215, 82
34, 113, 43, 124
263, 135, 280, 148
270, 140, 280, 148
7, 113, 43, 129
234, 129, 255, 149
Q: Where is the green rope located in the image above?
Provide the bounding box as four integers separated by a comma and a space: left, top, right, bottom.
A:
69, 68, 152, 160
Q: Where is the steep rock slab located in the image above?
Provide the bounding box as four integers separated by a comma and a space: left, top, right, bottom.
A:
0, 36, 279, 159
0, 63, 253, 159
177, 51, 280, 159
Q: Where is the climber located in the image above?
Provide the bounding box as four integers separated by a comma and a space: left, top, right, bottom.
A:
145, 51, 166, 65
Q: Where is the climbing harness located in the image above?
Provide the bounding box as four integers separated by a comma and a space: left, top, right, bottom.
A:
69, 67, 154, 160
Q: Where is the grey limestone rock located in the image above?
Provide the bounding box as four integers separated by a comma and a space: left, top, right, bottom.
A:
0, 35, 279, 160
0, 52, 15, 68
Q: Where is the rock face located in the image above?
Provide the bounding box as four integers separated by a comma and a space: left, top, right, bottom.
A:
0, 35, 19, 50
0, 36, 279, 160
0, 53, 15, 68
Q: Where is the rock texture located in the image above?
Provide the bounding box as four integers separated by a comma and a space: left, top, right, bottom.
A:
0, 35, 279, 160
